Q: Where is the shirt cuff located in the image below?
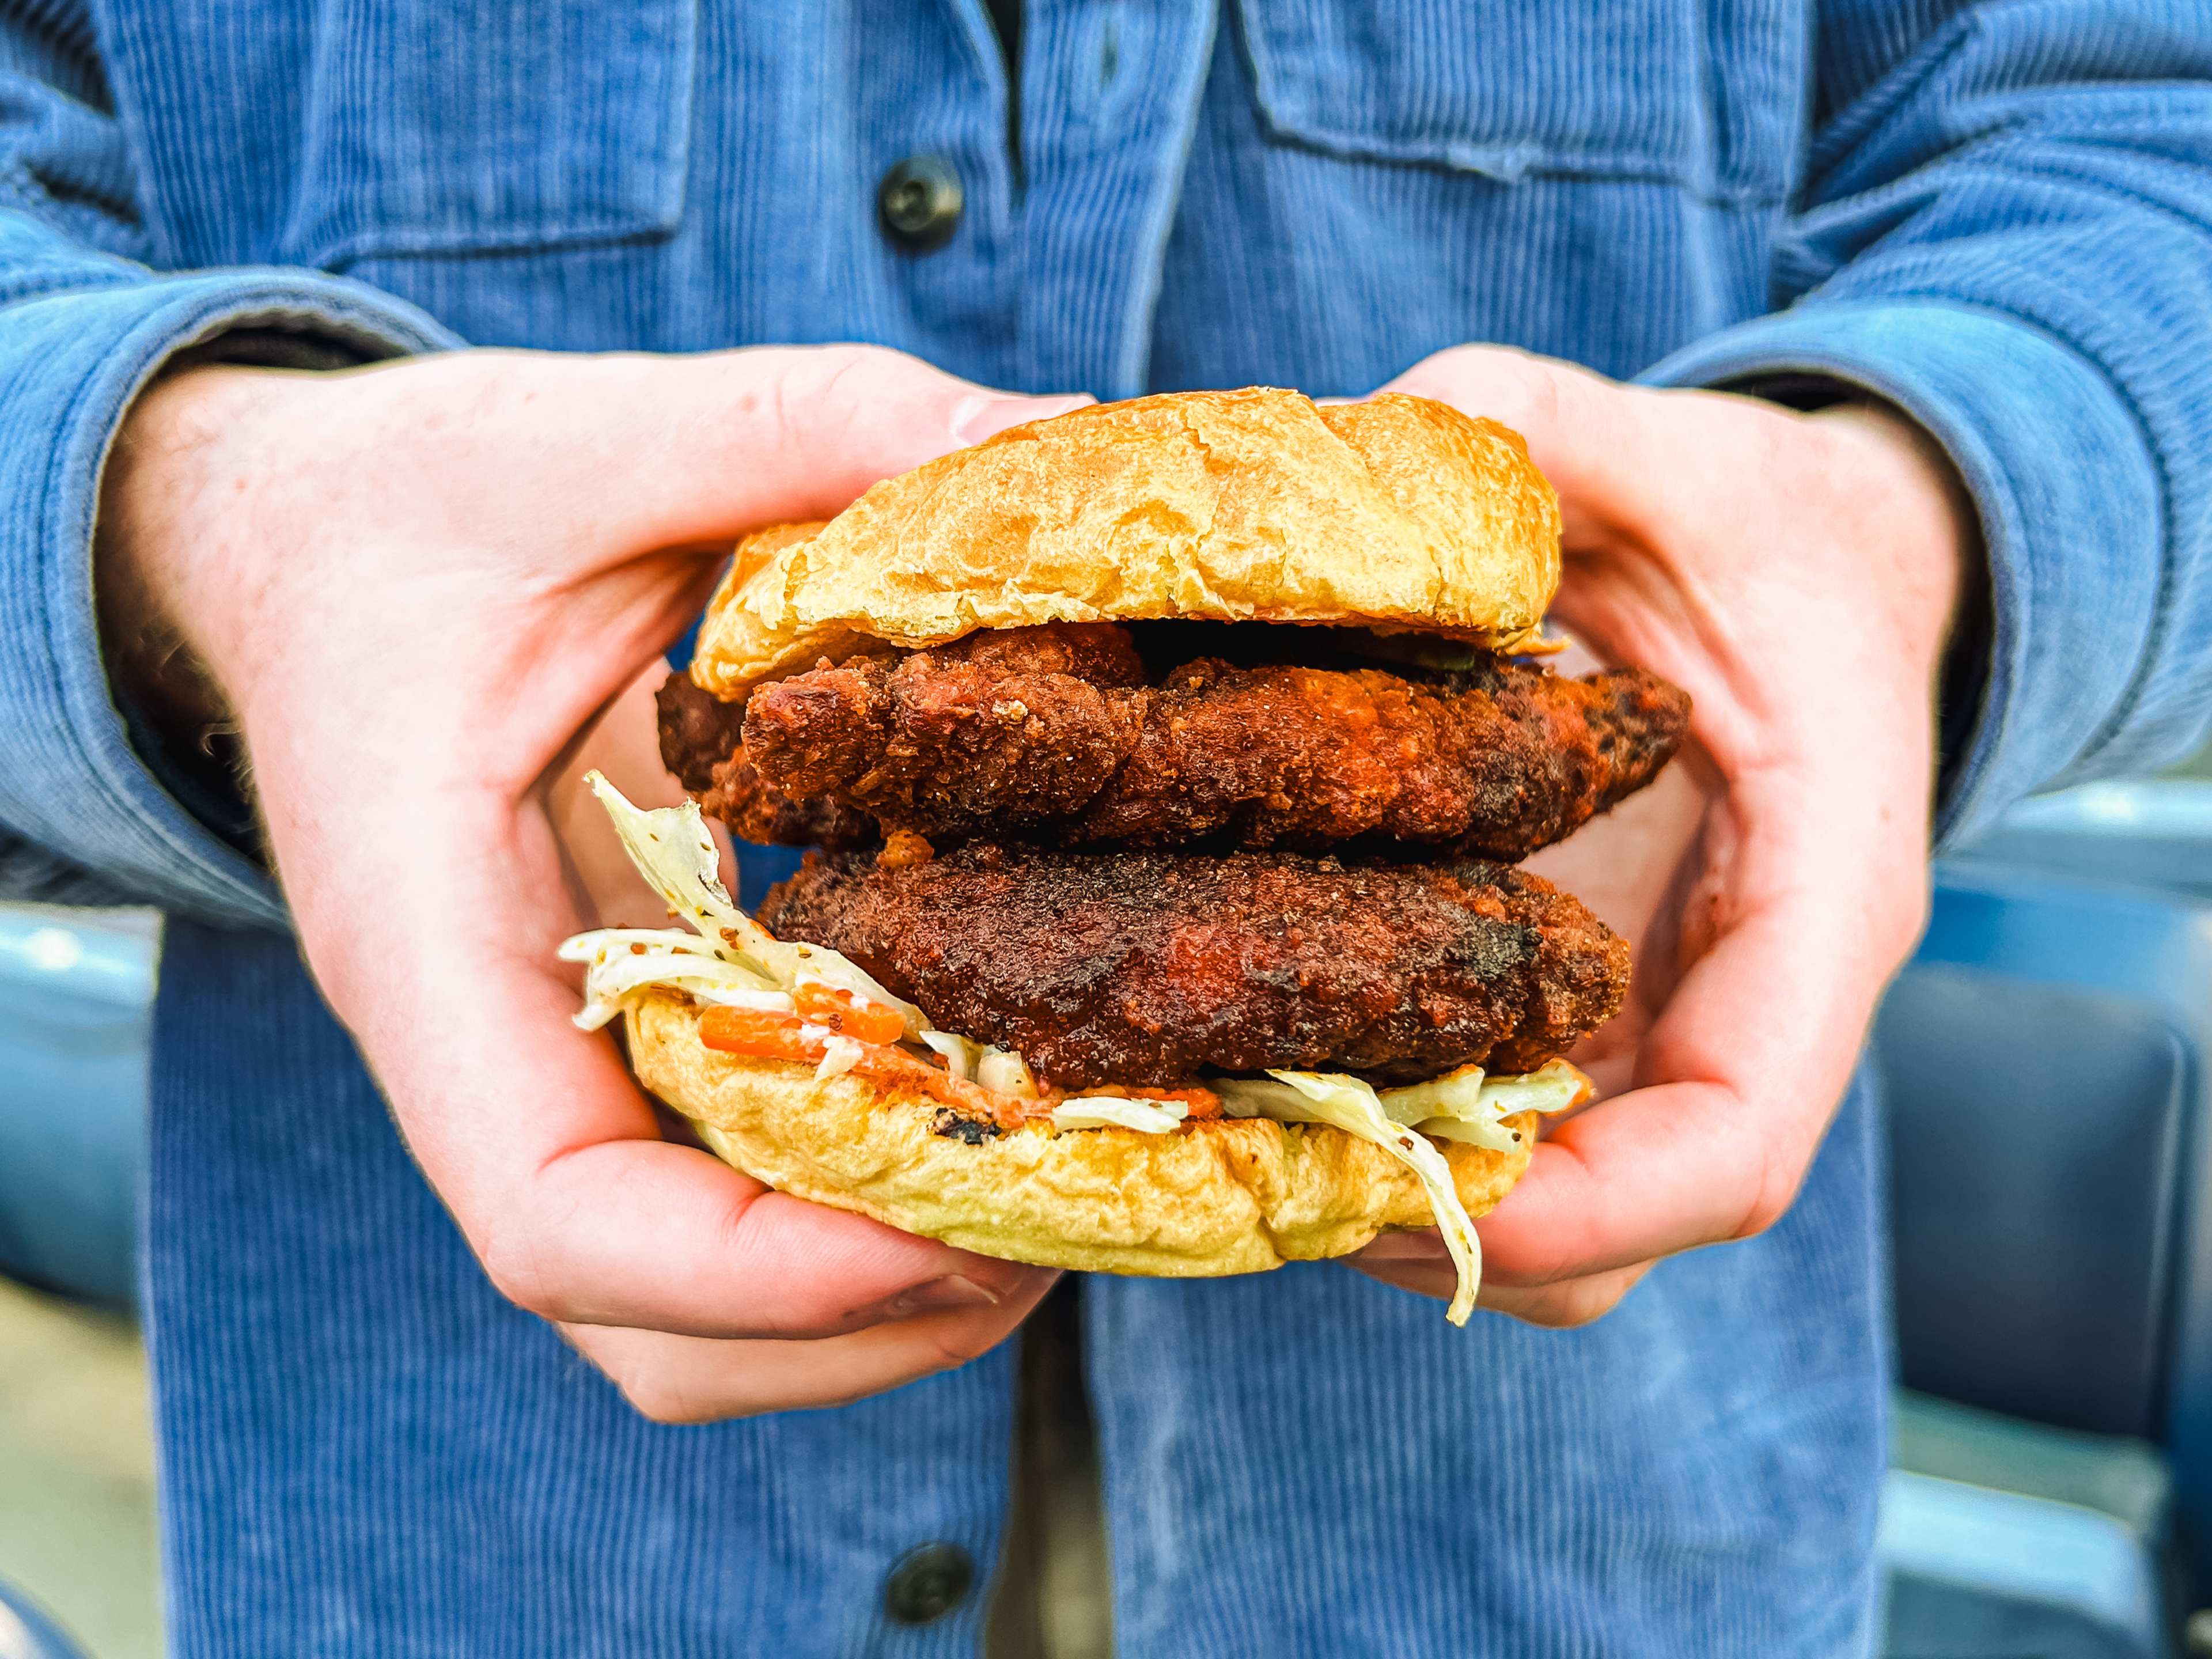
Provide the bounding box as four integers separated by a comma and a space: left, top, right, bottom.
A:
1642, 298, 2163, 850
0, 270, 463, 924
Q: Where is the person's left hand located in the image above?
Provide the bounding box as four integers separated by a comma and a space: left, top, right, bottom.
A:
1350, 344, 1977, 1327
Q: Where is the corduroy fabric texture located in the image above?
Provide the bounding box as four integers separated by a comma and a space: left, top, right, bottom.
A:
146, 921, 1020, 1659
2, 0, 2211, 1653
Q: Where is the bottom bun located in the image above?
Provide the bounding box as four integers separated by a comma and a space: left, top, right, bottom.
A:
626, 992, 1536, 1278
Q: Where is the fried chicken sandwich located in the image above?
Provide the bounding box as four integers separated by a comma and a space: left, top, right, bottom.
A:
565, 388, 1690, 1321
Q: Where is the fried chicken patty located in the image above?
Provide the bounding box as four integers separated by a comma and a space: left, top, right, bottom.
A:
738, 623, 1688, 858
756, 843, 1630, 1090
656, 674, 877, 848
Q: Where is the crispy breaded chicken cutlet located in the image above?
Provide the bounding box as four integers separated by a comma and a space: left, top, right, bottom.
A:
755, 842, 1631, 1090
657, 616, 1681, 1094
665, 622, 1689, 859
655, 675, 876, 849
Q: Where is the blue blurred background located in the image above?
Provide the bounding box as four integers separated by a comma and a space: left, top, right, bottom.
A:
9, 769, 2212, 1658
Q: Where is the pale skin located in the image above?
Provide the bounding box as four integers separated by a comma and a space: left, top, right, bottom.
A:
1352, 347, 1974, 1323
96, 341, 1972, 1417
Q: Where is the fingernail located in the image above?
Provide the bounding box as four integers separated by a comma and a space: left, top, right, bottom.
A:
882, 1274, 1002, 1317
950, 392, 1093, 447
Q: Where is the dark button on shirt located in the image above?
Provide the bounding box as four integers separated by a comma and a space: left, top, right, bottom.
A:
877, 155, 964, 251
883, 1541, 975, 1625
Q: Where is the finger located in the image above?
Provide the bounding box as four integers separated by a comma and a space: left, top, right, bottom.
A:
1353, 763, 1906, 1295
357, 344, 1092, 560
1474, 842, 1900, 1289
546, 661, 691, 927
284, 779, 1047, 1340
1377, 346, 1787, 762
1378, 345, 1684, 546
1350, 1242, 1653, 1328
563, 1269, 1058, 1423
1478, 1262, 1653, 1327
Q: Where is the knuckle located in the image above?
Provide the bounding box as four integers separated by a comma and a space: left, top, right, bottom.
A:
1732, 1154, 1802, 1244
1501, 1232, 1595, 1290
1515, 360, 1571, 436
766, 346, 937, 463
763, 347, 864, 444
475, 1230, 569, 1324
805, 343, 911, 408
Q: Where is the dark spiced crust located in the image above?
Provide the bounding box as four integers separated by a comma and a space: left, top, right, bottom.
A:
756, 842, 1630, 1090
655, 674, 876, 849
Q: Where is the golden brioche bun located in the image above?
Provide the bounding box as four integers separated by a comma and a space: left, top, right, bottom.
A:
688, 387, 1560, 697
626, 993, 1534, 1278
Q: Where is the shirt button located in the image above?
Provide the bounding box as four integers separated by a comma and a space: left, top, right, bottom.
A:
882, 1541, 975, 1625
877, 155, 964, 252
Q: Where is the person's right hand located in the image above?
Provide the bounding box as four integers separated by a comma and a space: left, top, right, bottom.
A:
95, 345, 1084, 1421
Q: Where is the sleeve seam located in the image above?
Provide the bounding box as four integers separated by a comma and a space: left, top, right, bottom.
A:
32, 295, 276, 912
21, 279, 450, 920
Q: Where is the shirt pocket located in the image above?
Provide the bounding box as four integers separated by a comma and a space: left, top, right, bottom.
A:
1233, 0, 1801, 204
278, 0, 695, 271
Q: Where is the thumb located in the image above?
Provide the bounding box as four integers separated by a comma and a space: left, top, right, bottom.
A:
1378, 344, 1657, 544
458, 343, 1092, 555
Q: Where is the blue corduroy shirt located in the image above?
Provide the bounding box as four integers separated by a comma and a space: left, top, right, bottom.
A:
6, 2, 2212, 1654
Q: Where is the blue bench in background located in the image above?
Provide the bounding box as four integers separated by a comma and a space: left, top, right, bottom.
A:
1874, 779, 2212, 1659
0, 906, 151, 1309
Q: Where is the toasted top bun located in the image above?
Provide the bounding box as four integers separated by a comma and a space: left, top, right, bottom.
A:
689, 387, 1561, 698
626, 993, 1534, 1278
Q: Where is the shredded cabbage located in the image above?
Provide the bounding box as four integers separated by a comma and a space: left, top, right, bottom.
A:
573, 772, 925, 1032
1051, 1096, 1190, 1134
1219, 1070, 1485, 1325
1468, 1059, 1591, 1116
1376, 1065, 1492, 1131
558, 930, 783, 1031
1414, 1115, 1522, 1149
557, 926, 726, 961
1373, 1059, 1592, 1150
814, 1036, 866, 1082
976, 1047, 1039, 1100
925, 1034, 1039, 1095
920, 1031, 983, 1080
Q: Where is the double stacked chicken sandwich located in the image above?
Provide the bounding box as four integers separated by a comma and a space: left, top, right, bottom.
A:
567, 388, 1689, 1321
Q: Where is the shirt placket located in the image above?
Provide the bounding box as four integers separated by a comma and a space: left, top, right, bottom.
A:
1014, 0, 1219, 398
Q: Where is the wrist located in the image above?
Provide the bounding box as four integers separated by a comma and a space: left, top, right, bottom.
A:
1805, 400, 1983, 676
94, 363, 298, 732
1805, 399, 1991, 799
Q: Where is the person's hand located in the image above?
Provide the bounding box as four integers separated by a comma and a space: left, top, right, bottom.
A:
1351, 345, 1975, 1326
96, 345, 1086, 1419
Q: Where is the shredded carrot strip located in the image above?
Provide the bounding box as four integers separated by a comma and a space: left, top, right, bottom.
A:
791, 983, 907, 1046
698, 1005, 817, 1062
695, 1005, 1024, 1124
1081, 1084, 1222, 1120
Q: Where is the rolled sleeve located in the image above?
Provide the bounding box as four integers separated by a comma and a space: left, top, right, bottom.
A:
0, 265, 461, 924
1643, 298, 2164, 851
